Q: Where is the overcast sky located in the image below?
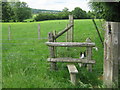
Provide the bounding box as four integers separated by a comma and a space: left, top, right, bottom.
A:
20, 0, 90, 12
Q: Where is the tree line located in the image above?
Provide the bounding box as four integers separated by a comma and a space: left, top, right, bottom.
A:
34, 7, 94, 21
2, 2, 32, 22
2, 1, 94, 22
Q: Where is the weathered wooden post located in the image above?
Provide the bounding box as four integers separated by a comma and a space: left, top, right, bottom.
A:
48, 32, 57, 70
38, 24, 40, 40
103, 22, 120, 88
53, 30, 57, 57
68, 15, 74, 42
8, 25, 11, 40
66, 24, 69, 42
86, 38, 92, 72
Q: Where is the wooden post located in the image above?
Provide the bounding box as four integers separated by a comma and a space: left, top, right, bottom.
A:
103, 22, 120, 88
53, 30, 57, 42
66, 24, 69, 42
68, 15, 74, 42
8, 25, 11, 40
53, 30, 57, 57
48, 32, 57, 70
38, 24, 40, 40
86, 38, 92, 72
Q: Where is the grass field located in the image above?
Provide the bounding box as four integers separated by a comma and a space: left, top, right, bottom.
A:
2, 19, 105, 88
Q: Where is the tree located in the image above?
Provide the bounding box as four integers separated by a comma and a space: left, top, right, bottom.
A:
72, 7, 88, 19
13, 2, 32, 22
89, 2, 120, 21
87, 11, 97, 19
2, 2, 14, 22
61, 7, 70, 19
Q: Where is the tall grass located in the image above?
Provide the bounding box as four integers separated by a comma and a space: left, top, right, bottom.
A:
2, 19, 105, 88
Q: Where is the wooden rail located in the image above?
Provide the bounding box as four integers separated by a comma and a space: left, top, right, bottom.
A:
48, 58, 96, 64
46, 42, 95, 47
54, 24, 73, 39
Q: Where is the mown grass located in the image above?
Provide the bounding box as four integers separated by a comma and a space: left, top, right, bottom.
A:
2, 19, 105, 88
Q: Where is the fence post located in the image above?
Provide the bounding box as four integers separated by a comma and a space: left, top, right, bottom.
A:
103, 22, 120, 88
38, 24, 40, 40
53, 30, 57, 42
66, 24, 69, 42
8, 25, 11, 40
86, 38, 92, 72
53, 30, 57, 57
68, 15, 74, 42
48, 32, 57, 70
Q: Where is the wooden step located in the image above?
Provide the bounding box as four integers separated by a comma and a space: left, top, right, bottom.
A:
47, 58, 96, 64
46, 42, 95, 47
67, 64, 78, 74
67, 64, 78, 85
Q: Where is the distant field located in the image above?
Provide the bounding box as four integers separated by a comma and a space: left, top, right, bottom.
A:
2, 19, 105, 88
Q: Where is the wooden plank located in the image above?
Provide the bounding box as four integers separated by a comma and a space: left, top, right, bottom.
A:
46, 42, 95, 47
67, 64, 78, 74
54, 24, 73, 39
47, 58, 96, 64
67, 64, 78, 85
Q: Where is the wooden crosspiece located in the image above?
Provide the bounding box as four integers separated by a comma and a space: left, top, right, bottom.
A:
48, 58, 95, 64
46, 42, 95, 47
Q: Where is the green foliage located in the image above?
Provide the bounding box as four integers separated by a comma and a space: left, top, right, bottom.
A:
2, 2, 14, 22
72, 7, 88, 19
89, 2, 120, 22
34, 7, 92, 21
12, 2, 32, 22
2, 2, 32, 22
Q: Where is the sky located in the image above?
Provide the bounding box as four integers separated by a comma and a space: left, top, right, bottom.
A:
20, 0, 90, 12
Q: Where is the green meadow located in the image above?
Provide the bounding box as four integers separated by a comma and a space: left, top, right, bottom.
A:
2, 19, 105, 88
